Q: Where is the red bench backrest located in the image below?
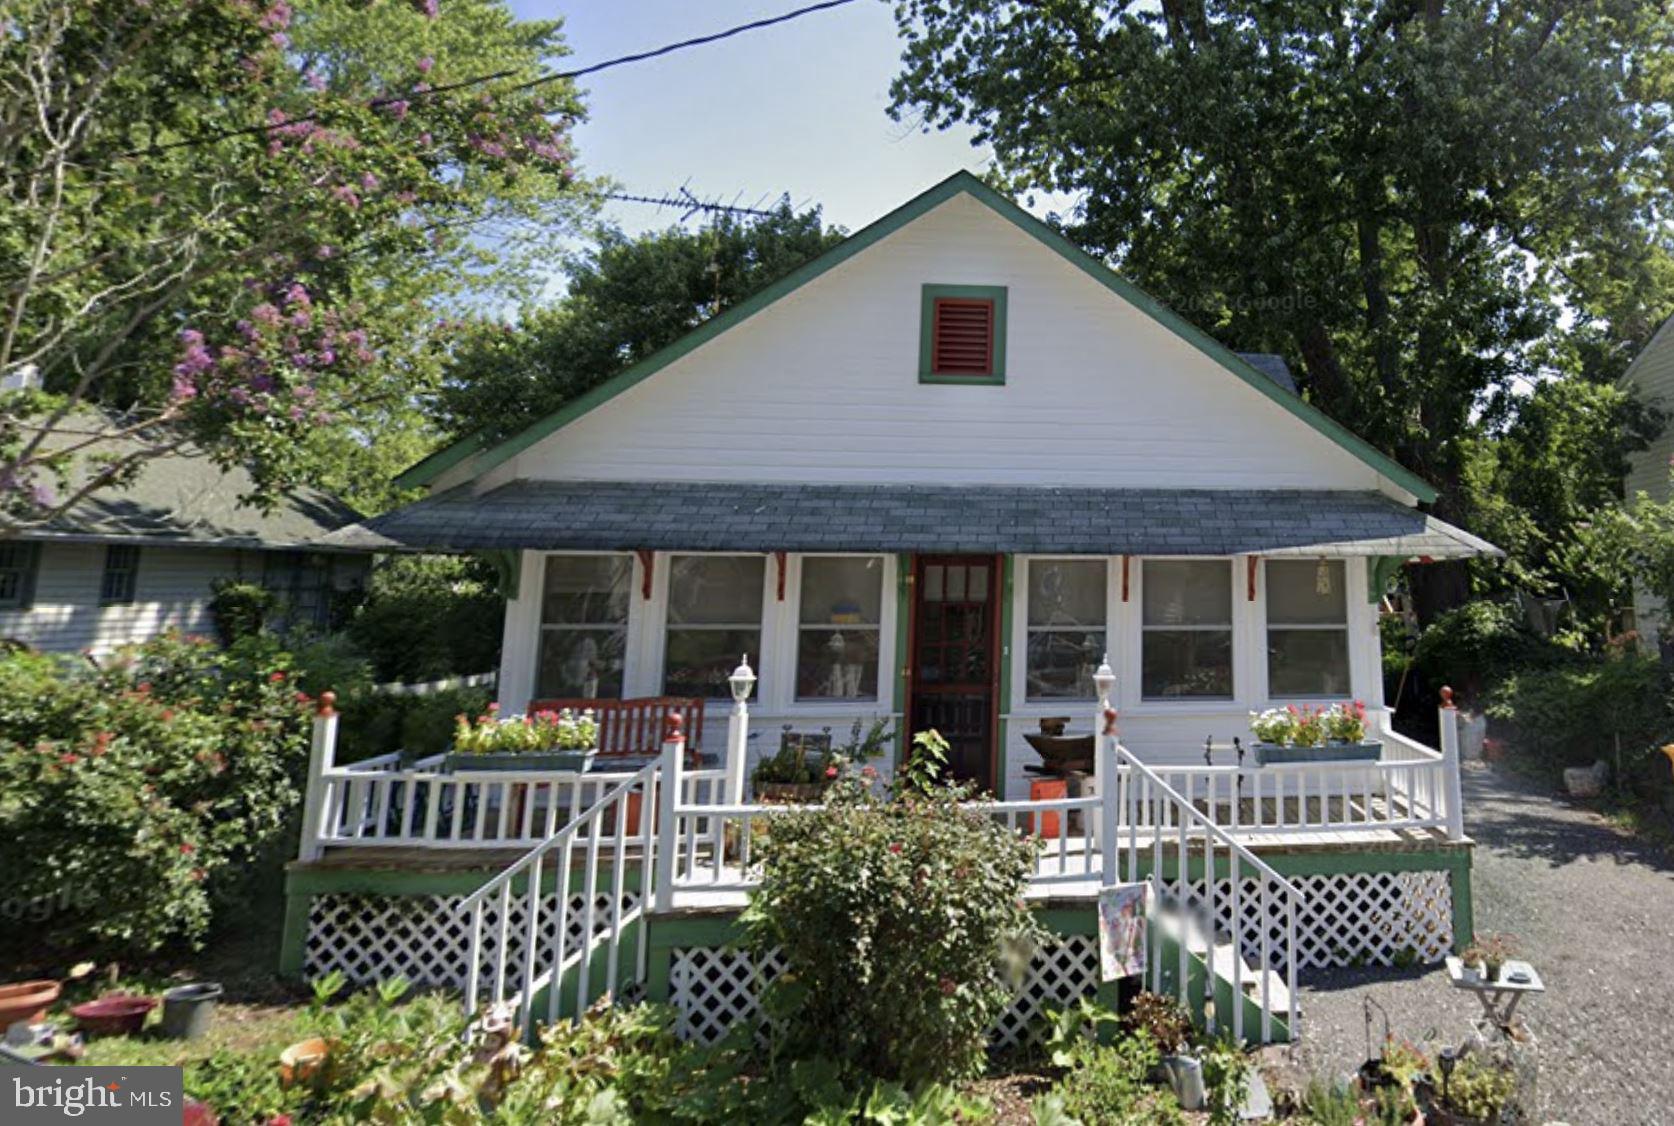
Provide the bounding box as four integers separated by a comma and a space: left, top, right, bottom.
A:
526, 696, 706, 757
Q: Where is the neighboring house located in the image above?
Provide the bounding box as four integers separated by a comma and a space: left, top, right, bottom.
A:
0, 432, 371, 654
329, 171, 1496, 796
1621, 311, 1674, 645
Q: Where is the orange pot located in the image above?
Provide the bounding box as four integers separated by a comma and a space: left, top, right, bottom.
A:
0, 980, 60, 1028
278, 1036, 331, 1087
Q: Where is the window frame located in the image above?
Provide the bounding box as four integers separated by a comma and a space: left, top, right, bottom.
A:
535, 551, 634, 701
0, 541, 40, 611
1021, 556, 1110, 703
792, 553, 886, 703
1137, 557, 1237, 702
99, 543, 140, 606
660, 552, 769, 700
1263, 557, 1352, 700
918, 283, 1008, 385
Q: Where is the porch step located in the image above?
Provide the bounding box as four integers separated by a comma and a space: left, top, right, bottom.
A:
1151, 911, 1293, 1044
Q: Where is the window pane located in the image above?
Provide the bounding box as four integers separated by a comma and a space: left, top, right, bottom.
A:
667, 556, 765, 625
1025, 630, 1105, 698
1028, 560, 1106, 627
1141, 630, 1233, 698
1267, 560, 1346, 624
543, 555, 631, 625
537, 628, 626, 698
664, 628, 762, 698
799, 557, 883, 625
796, 628, 880, 700
1268, 630, 1351, 697
1142, 560, 1231, 626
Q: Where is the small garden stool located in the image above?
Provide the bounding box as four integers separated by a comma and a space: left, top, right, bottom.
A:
1024, 778, 1068, 839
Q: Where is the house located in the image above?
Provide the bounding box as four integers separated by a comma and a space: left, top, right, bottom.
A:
1621, 311, 1674, 645
332, 170, 1494, 796
0, 422, 371, 654
297, 172, 1496, 1042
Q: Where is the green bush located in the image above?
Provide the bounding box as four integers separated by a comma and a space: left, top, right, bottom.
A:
742, 737, 1043, 1084
334, 685, 494, 762
1484, 651, 1668, 775
1412, 600, 1554, 703
0, 634, 311, 960
207, 580, 278, 645
346, 555, 503, 683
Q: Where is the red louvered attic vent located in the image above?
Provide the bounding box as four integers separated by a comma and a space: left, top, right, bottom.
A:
930, 297, 995, 376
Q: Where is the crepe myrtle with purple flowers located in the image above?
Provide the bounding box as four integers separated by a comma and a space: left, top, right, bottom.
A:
0, 0, 588, 525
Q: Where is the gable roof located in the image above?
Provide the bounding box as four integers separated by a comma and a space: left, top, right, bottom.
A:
400, 171, 1437, 503
16, 413, 366, 551
1619, 309, 1674, 388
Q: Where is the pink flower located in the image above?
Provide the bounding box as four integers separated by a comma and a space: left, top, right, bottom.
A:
939, 977, 956, 997
416, 56, 434, 73
180, 842, 195, 856
824, 765, 838, 779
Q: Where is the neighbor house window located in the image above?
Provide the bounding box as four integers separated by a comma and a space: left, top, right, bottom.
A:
919, 284, 1007, 384
100, 544, 140, 606
1025, 559, 1107, 699
263, 551, 333, 630
537, 554, 630, 699
1266, 559, 1350, 698
664, 555, 765, 699
796, 556, 884, 701
1141, 560, 1233, 699
0, 542, 39, 610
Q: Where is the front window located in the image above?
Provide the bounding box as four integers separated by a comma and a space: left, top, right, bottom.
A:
1141, 560, 1233, 699
664, 555, 765, 699
0, 542, 39, 610
1025, 559, 1106, 699
796, 556, 883, 700
537, 554, 630, 698
100, 545, 140, 606
1266, 559, 1350, 697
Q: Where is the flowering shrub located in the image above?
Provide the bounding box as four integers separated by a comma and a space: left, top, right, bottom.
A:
1247, 708, 1294, 745
742, 740, 1043, 1084
1250, 702, 1367, 745
451, 705, 597, 754
0, 634, 311, 960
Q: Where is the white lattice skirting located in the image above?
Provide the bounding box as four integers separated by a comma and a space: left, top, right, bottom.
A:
1159, 869, 1455, 972
668, 934, 1101, 1051
303, 890, 638, 989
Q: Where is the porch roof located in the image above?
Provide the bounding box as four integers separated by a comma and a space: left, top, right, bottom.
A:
324, 480, 1499, 559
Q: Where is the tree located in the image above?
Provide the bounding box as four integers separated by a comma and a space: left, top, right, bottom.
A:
0, 0, 588, 527
439, 204, 845, 440
886, 0, 1674, 620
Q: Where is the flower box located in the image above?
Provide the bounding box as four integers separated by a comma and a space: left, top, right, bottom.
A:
1252, 740, 1382, 766
442, 749, 597, 773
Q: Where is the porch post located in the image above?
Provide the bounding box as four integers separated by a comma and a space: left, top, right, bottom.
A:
297, 692, 339, 862
655, 713, 685, 912
1093, 656, 1118, 882
725, 656, 756, 806
1438, 686, 1466, 841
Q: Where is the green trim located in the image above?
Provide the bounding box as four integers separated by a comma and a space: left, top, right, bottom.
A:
918, 284, 1008, 385
895, 553, 913, 769
1450, 861, 1475, 951
278, 890, 312, 978
1369, 555, 1404, 603
480, 549, 522, 600
394, 431, 489, 489
396, 172, 1436, 503
995, 555, 1015, 799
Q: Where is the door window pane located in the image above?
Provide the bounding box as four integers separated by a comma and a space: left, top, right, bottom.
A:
1026, 559, 1106, 699
1141, 560, 1233, 699
797, 556, 883, 700
537, 554, 631, 698
664, 555, 764, 698
1265, 560, 1350, 697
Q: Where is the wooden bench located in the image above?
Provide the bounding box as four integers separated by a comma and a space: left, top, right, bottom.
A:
527, 696, 706, 761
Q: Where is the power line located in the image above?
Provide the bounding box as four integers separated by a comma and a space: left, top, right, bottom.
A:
119, 0, 860, 160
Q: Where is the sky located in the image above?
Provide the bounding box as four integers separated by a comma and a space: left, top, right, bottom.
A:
505, 1, 995, 239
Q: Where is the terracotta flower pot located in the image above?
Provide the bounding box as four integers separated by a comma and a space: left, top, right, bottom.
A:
0, 980, 61, 1028
279, 1036, 332, 1087
70, 993, 157, 1037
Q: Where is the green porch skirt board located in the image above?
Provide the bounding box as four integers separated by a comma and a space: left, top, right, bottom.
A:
280, 842, 1474, 982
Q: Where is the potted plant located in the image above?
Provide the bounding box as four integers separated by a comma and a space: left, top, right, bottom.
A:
443, 705, 599, 773
1124, 991, 1203, 1109
1249, 702, 1382, 765
752, 718, 894, 803
0, 979, 61, 1029
1461, 933, 1519, 983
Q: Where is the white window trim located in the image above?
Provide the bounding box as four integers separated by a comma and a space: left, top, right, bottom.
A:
1014, 556, 1111, 706
785, 553, 891, 709
530, 550, 636, 701
656, 552, 773, 701
1133, 556, 1239, 705
1258, 556, 1373, 706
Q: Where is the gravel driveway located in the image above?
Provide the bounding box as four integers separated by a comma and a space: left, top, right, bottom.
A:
1290, 761, 1674, 1126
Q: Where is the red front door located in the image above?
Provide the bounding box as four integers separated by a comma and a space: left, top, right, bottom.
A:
907, 554, 1000, 792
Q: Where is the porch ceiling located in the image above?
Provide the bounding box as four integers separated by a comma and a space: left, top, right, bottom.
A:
322, 481, 1499, 559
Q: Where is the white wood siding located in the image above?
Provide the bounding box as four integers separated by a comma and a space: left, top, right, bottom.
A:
0, 542, 257, 655
1623, 316, 1674, 639
493, 194, 1406, 499
499, 550, 1384, 797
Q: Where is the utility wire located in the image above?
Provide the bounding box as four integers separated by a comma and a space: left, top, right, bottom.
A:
119, 0, 859, 160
